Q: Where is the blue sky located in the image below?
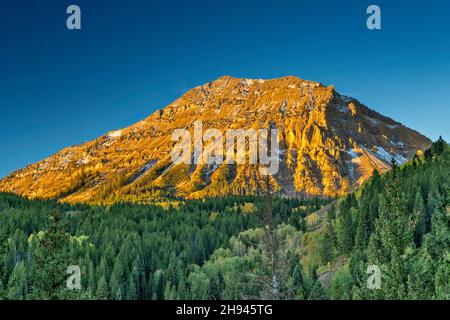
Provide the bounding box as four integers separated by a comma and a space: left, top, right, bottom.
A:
0, 0, 449, 178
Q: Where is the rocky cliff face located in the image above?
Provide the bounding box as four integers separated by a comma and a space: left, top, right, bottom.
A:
0, 76, 431, 204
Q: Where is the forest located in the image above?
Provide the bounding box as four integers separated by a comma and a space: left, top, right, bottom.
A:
0, 138, 448, 300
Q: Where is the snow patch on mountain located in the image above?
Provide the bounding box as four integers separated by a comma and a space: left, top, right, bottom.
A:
346, 152, 362, 182
240, 79, 254, 87
362, 145, 407, 165
376, 146, 407, 164
108, 130, 122, 138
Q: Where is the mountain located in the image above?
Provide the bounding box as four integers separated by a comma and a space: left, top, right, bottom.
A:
0, 76, 431, 204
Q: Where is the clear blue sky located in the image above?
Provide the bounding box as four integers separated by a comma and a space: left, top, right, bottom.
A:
1, 0, 449, 178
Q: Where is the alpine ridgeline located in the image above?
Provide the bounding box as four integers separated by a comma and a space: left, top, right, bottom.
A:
0, 76, 431, 204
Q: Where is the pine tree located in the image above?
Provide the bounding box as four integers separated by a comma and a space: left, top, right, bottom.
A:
308, 280, 326, 300
330, 265, 353, 300
320, 223, 335, 265
354, 210, 368, 249
144, 273, 153, 300
0, 226, 8, 297
336, 204, 354, 254
326, 203, 337, 221
163, 281, 172, 300
434, 259, 450, 300
177, 277, 187, 300
431, 136, 445, 157
115, 287, 123, 300
408, 186, 449, 299
31, 211, 71, 299
370, 176, 414, 299
288, 264, 307, 299
6, 261, 28, 300
127, 274, 137, 300
87, 262, 96, 298
96, 276, 109, 300
413, 190, 427, 245
152, 269, 164, 300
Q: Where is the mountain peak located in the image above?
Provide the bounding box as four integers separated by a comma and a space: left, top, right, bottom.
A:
210, 74, 323, 86
0, 76, 431, 204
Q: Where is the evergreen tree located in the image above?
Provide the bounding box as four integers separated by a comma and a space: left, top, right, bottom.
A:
127, 274, 137, 300
152, 270, 164, 300
308, 280, 326, 300
320, 223, 335, 265
354, 210, 368, 249
96, 276, 109, 300
288, 263, 307, 299
369, 176, 414, 299
413, 190, 427, 245
336, 203, 354, 254
87, 262, 96, 298
177, 277, 187, 300
31, 211, 71, 299
6, 261, 28, 300
0, 227, 8, 296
